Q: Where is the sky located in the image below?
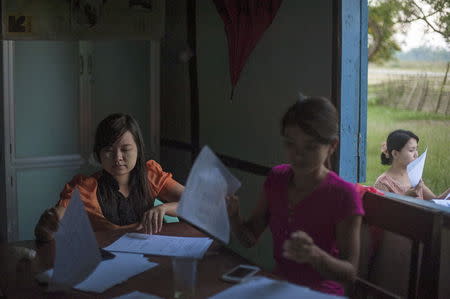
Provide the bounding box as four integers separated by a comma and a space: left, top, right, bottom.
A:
395, 20, 449, 51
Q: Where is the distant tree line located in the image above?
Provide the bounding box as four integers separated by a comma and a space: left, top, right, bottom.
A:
396, 46, 450, 62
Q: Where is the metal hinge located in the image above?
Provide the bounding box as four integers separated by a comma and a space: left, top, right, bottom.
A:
10, 176, 13, 186
9, 143, 12, 154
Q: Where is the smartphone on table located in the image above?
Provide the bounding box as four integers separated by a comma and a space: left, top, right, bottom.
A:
221, 264, 260, 283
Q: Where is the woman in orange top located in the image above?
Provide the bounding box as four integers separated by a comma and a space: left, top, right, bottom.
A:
34, 113, 184, 242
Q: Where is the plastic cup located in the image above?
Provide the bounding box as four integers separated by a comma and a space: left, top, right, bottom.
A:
172, 257, 198, 299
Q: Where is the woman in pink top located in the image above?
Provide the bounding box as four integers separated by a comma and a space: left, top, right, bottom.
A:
226, 96, 364, 295
374, 129, 450, 200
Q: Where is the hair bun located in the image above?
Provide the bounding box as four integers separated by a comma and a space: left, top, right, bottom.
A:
380, 142, 389, 157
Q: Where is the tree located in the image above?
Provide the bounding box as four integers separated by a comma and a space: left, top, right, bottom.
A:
368, 0, 401, 62
398, 0, 450, 42
368, 0, 450, 63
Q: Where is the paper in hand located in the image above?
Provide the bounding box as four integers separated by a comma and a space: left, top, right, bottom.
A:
407, 148, 427, 188
177, 146, 241, 244
49, 189, 101, 291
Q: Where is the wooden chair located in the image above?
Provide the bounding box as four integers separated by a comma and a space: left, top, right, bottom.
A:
351, 192, 443, 299
352, 277, 402, 299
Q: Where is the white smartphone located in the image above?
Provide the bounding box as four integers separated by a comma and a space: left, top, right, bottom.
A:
221, 264, 260, 283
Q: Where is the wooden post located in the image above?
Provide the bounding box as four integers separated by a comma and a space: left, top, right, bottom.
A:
436, 61, 450, 113
416, 75, 429, 112
404, 79, 418, 110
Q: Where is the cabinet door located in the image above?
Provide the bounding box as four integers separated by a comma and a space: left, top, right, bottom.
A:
13, 41, 82, 240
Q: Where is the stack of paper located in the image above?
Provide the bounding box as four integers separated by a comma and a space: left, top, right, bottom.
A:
177, 146, 241, 244
37, 253, 158, 293
104, 234, 213, 259
208, 277, 344, 299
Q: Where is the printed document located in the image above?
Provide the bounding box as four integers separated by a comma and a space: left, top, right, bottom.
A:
177, 146, 241, 244
407, 148, 427, 188
104, 234, 212, 259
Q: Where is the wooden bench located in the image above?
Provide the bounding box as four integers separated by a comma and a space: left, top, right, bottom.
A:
351, 192, 443, 299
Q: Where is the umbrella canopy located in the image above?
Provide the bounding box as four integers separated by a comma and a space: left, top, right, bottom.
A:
213, 0, 283, 100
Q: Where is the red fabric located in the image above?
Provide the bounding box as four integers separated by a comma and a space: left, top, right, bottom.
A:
213, 0, 283, 97
355, 184, 385, 253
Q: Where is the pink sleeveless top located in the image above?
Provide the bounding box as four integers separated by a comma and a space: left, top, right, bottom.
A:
374, 173, 424, 199
265, 164, 364, 295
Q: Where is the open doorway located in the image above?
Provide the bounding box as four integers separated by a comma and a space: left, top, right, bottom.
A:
364, 0, 450, 194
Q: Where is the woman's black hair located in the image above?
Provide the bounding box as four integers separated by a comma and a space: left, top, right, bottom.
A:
93, 113, 152, 219
281, 94, 339, 169
281, 94, 339, 144
381, 129, 419, 165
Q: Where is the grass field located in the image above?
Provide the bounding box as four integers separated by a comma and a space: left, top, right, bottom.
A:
364, 103, 450, 195
370, 61, 449, 73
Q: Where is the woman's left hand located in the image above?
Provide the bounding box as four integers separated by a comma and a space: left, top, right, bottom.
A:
282, 231, 322, 265
141, 205, 167, 234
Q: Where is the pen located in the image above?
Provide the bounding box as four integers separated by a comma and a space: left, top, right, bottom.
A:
126, 232, 150, 239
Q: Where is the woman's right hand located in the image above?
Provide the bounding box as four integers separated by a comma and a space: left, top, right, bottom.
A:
405, 187, 419, 198
404, 180, 424, 197
34, 206, 65, 242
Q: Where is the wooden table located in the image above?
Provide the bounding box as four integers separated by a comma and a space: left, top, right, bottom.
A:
0, 222, 271, 298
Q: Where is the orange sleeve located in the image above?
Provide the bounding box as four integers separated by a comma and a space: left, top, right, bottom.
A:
57, 174, 120, 232
146, 160, 178, 198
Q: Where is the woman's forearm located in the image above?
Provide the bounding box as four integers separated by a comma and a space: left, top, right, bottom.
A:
310, 247, 357, 285
438, 188, 450, 199
229, 216, 258, 248
162, 202, 178, 216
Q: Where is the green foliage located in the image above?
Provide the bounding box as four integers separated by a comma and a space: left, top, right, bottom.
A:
369, 0, 402, 62
398, 0, 450, 43
365, 105, 450, 195
369, 0, 450, 63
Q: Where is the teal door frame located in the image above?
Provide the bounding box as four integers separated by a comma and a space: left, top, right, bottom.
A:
335, 0, 368, 183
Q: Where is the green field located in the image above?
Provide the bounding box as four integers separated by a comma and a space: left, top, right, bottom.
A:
369, 61, 449, 73
364, 104, 450, 195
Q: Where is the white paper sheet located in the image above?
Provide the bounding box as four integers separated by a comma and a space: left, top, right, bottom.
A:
432, 199, 450, 207
113, 291, 164, 299
37, 253, 158, 293
75, 253, 157, 293
177, 146, 241, 244
407, 148, 427, 188
49, 189, 102, 291
208, 277, 344, 299
104, 234, 213, 259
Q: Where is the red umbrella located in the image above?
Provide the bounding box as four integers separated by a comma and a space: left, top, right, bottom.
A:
213, 0, 283, 100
